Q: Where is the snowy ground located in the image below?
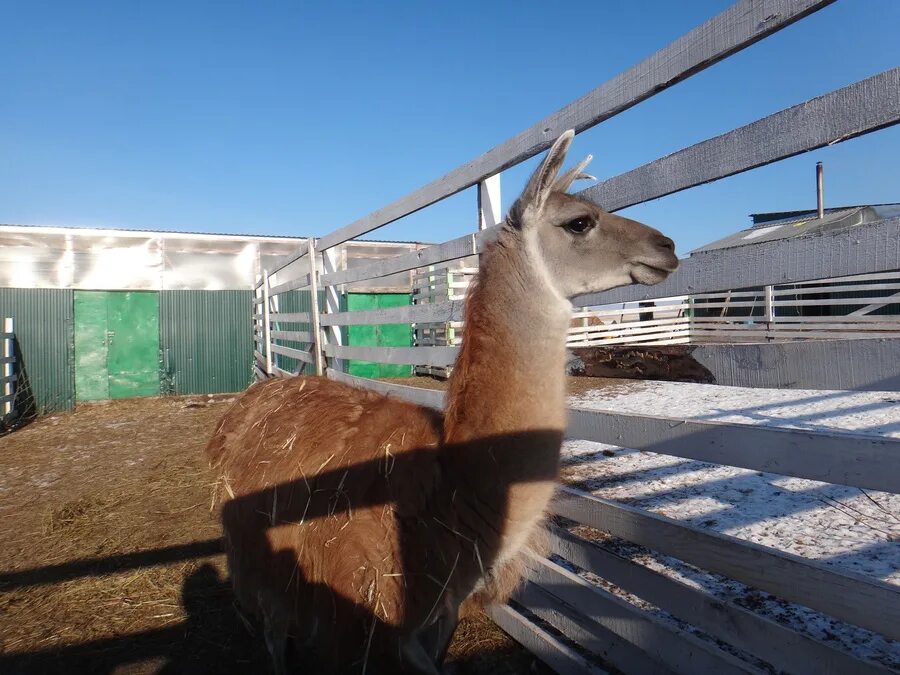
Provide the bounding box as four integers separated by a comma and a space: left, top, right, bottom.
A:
557, 381, 900, 670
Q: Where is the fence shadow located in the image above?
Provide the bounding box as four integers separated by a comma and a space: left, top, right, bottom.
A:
0, 562, 271, 674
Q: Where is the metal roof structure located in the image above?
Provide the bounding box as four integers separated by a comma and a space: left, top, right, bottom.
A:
691, 204, 900, 255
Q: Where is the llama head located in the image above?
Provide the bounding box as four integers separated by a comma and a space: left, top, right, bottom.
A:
507, 130, 678, 300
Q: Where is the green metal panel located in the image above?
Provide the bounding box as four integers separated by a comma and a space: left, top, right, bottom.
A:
107, 292, 160, 398
159, 290, 254, 395
0, 288, 75, 414
346, 293, 412, 378
74, 291, 110, 401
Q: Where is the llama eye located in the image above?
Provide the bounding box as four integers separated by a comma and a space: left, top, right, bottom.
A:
563, 217, 593, 234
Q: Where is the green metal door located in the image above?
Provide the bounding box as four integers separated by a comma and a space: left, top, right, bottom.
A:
346, 293, 412, 378
74, 292, 110, 401
74, 291, 160, 401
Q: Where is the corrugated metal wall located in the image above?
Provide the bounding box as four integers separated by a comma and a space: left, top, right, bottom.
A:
159, 290, 253, 395
0, 288, 75, 414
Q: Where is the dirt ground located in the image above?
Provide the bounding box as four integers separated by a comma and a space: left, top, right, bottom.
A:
0, 389, 554, 674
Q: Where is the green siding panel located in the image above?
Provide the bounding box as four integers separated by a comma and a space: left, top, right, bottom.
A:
107, 292, 160, 399
346, 293, 412, 378
160, 290, 254, 395
74, 292, 110, 401
0, 288, 75, 414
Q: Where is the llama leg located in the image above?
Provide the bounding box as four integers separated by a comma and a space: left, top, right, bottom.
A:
418, 607, 461, 666
398, 637, 443, 675
260, 606, 289, 675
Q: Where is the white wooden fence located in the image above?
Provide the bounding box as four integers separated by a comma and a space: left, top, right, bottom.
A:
251, 1, 900, 672
1, 318, 16, 422
569, 271, 900, 347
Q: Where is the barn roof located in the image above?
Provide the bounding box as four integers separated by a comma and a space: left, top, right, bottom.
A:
691, 203, 900, 255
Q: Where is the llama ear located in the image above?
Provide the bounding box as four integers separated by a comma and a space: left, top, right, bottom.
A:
511, 130, 574, 223
553, 154, 595, 193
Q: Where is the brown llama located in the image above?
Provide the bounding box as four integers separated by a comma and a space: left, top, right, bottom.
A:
205, 130, 678, 674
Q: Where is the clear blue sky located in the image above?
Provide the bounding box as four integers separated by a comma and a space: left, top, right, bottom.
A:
2, 1, 898, 254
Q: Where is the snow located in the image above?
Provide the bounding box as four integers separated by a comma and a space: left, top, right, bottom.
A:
556, 381, 900, 669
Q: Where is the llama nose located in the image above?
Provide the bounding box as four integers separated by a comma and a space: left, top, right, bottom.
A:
654, 234, 676, 253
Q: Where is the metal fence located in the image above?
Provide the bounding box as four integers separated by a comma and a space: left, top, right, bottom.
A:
250, 1, 900, 672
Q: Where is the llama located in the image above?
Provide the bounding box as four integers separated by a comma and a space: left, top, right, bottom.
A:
205, 130, 678, 673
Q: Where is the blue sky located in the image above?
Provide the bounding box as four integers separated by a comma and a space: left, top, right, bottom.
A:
2, 0, 898, 255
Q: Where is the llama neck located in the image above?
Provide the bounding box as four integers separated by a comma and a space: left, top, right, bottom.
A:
444, 227, 572, 449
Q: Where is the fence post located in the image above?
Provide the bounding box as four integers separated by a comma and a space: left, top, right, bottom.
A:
262, 269, 273, 376
2, 317, 12, 418
322, 246, 345, 373
478, 174, 502, 231
764, 284, 775, 340
307, 239, 324, 376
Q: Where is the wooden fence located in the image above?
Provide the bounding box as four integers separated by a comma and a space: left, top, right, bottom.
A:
568, 270, 900, 347
1, 318, 16, 422
251, 1, 900, 672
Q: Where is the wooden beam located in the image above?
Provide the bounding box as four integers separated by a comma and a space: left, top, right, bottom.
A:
581, 68, 900, 212
270, 330, 312, 342
567, 407, 900, 493
320, 234, 477, 288
523, 555, 759, 674
270, 344, 313, 363
516, 581, 675, 675
268, 274, 311, 296
268, 311, 310, 323
326, 369, 444, 409
486, 604, 608, 675
548, 527, 890, 675
576, 216, 900, 306
308, 0, 835, 254
322, 344, 459, 367
320, 300, 465, 327
552, 487, 900, 641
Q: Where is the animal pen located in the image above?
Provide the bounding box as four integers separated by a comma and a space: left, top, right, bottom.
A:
249, 1, 900, 673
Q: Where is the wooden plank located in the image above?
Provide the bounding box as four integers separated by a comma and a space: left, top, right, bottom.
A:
548, 527, 890, 675
307, 0, 834, 254
524, 555, 759, 675
486, 604, 608, 675
320, 300, 465, 327
270, 330, 312, 343
0, 374, 18, 385
772, 281, 900, 296
270, 344, 313, 363
268, 274, 311, 296
271, 365, 295, 378
0, 393, 14, 405
567, 408, 900, 493
268, 311, 310, 323
516, 581, 677, 675
552, 487, 900, 641
320, 234, 477, 287
323, 344, 458, 367
326, 369, 444, 409
581, 68, 900, 213
576, 216, 900, 307
252, 364, 267, 381
0, 356, 15, 365
253, 350, 266, 366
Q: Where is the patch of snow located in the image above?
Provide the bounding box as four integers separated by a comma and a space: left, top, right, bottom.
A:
569, 380, 900, 437
555, 380, 900, 668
